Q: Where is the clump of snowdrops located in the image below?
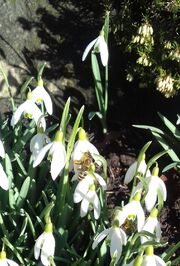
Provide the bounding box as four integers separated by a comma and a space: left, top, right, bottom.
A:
0, 63, 179, 266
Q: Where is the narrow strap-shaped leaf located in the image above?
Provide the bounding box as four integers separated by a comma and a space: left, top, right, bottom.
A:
20, 76, 34, 96
16, 176, 31, 208
91, 52, 104, 113
60, 97, 71, 138
158, 112, 180, 137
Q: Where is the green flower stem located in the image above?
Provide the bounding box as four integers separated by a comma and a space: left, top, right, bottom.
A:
54, 106, 84, 224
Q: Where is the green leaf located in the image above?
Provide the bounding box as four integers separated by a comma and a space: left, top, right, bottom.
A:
91, 52, 104, 113
88, 111, 103, 120
102, 11, 110, 43
5, 153, 14, 187
147, 150, 169, 169
59, 97, 71, 138
162, 162, 180, 172
151, 131, 179, 162
37, 62, 46, 81
16, 176, 31, 208
20, 76, 34, 96
158, 112, 180, 138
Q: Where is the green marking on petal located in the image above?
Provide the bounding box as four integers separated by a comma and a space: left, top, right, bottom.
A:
89, 183, 96, 191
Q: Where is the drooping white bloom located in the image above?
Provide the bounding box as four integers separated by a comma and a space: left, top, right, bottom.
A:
31, 79, 53, 115
124, 155, 151, 184
118, 192, 145, 232
71, 128, 99, 166
33, 130, 66, 180
0, 139, 5, 158
73, 173, 103, 219
30, 123, 50, 162
141, 246, 166, 266
34, 222, 55, 266
144, 166, 167, 212
0, 251, 20, 266
141, 208, 161, 244
11, 92, 46, 129
92, 226, 127, 264
82, 31, 108, 66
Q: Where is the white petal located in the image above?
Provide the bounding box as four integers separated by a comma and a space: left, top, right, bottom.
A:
154, 255, 166, 266
136, 202, 145, 231
50, 142, 66, 180
110, 228, 123, 264
141, 217, 157, 243
82, 38, 98, 61
142, 255, 156, 266
41, 233, 55, 266
6, 259, 20, 266
28, 104, 46, 129
0, 140, 5, 158
30, 134, 49, 161
93, 192, 101, 219
72, 140, 99, 161
145, 176, 158, 212
73, 175, 93, 203
119, 228, 127, 245
98, 36, 108, 66
11, 101, 27, 127
34, 232, 45, 260
32, 86, 53, 115
92, 228, 110, 249
157, 178, 167, 201
155, 221, 162, 240
33, 142, 52, 168
119, 201, 136, 226
124, 162, 137, 184
94, 173, 107, 190
80, 196, 89, 217
0, 163, 9, 190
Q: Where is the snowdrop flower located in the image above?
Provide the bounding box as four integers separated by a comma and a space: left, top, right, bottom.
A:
141, 246, 166, 266
30, 123, 50, 162
143, 166, 167, 212
82, 30, 108, 66
176, 114, 180, 125
34, 221, 55, 266
119, 192, 145, 231
33, 130, 66, 180
0, 139, 5, 158
141, 208, 161, 244
73, 171, 106, 219
72, 128, 99, 163
31, 79, 53, 115
0, 251, 19, 266
92, 210, 127, 264
11, 91, 46, 129
124, 154, 151, 184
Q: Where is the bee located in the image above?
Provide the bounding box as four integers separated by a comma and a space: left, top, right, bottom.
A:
74, 152, 93, 172
122, 218, 136, 233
